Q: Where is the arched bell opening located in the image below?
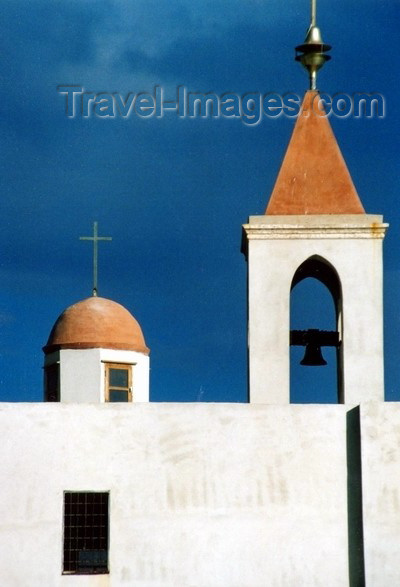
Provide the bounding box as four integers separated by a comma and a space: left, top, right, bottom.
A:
290, 256, 343, 404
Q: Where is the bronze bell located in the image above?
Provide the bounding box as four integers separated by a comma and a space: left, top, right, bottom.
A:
300, 342, 327, 366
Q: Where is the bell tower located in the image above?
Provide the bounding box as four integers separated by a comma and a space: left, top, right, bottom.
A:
242, 7, 388, 405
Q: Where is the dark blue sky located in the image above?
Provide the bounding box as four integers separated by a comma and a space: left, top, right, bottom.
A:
1, 0, 399, 403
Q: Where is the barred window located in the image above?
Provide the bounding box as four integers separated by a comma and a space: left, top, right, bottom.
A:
63, 492, 109, 574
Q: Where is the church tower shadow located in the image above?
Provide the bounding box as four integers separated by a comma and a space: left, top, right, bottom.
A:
347, 406, 366, 586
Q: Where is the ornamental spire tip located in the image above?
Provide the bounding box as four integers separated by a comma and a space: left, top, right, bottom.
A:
295, 0, 331, 90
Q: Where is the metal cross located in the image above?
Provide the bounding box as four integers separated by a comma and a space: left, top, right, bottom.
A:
79, 222, 112, 297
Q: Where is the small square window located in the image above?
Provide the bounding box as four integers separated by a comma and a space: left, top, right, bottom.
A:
63, 492, 109, 574
105, 364, 132, 402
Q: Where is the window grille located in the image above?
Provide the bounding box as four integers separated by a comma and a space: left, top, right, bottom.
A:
63, 492, 109, 574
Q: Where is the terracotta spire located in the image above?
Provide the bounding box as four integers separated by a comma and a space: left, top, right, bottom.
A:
265, 91, 365, 215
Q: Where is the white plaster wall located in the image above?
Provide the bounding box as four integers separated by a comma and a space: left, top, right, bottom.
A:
360, 402, 400, 587
60, 349, 102, 402
245, 215, 386, 404
57, 349, 149, 403
0, 403, 348, 587
247, 238, 290, 403
99, 349, 150, 403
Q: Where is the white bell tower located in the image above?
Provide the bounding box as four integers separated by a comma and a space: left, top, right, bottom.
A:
243, 91, 388, 404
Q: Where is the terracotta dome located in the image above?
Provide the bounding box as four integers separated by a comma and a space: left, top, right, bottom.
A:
44, 296, 149, 355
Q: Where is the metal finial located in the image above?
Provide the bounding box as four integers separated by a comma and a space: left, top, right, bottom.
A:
311, 0, 316, 26
79, 222, 112, 297
295, 0, 331, 90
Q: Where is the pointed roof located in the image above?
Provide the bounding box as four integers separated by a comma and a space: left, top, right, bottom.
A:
265, 91, 365, 215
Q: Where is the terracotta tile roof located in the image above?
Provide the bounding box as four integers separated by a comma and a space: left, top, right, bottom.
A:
44, 296, 149, 355
265, 91, 365, 215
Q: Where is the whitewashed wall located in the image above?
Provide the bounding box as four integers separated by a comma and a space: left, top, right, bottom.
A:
244, 215, 387, 405
45, 348, 150, 402
361, 402, 400, 587
0, 403, 348, 587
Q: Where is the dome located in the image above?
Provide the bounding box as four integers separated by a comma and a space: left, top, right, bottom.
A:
44, 296, 149, 355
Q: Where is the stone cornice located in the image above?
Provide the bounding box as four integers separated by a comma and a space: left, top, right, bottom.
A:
242, 214, 388, 241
